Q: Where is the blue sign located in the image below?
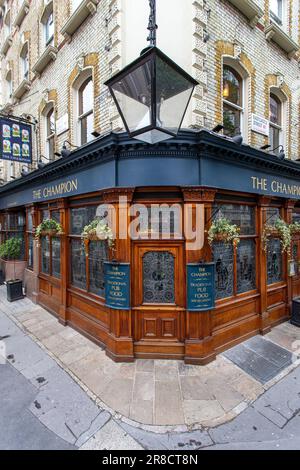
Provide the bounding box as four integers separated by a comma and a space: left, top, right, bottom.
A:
187, 263, 215, 312
104, 262, 130, 310
0, 117, 32, 164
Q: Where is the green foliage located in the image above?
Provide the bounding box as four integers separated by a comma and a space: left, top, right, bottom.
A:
0, 237, 23, 261
81, 219, 115, 248
35, 219, 63, 240
262, 218, 292, 257
208, 217, 240, 247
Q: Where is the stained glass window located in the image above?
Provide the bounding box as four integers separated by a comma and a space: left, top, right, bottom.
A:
28, 234, 34, 270
143, 251, 175, 304
41, 236, 50, 275
237, 240, 256, 294
266, 208, 280, 225
70, 206, 97, 235
89, 241, 108, 297
267, 239, 283, 285
71, 239, 86, 289
52, 238, 61, 279
213, 242, 234, 300
213, 204, 255, 235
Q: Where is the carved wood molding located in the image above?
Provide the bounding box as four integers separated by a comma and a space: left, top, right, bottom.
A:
102, 188, 135, 204
182, 188, 216, 203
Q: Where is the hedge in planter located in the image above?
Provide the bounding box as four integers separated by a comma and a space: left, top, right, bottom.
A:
0, 237, 24, 302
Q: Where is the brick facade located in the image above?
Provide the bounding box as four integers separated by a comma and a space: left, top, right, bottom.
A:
0, 0, 300, 182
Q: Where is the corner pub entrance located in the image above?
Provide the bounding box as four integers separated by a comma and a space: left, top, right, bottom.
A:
1, 129, 300, 365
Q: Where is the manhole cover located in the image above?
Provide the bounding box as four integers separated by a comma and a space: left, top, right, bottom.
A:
223, 336, 293, 384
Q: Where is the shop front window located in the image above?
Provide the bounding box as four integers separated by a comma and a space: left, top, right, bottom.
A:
69, 205, 108, 297
41, 236, 50, 275
213, 203, 257, 300
214, 242, 234, 300
89, 241, 108, 297
237, 240, 256, 294
0, 211, 26, 261
267, 238, 283, 285
39, 209, 61, 279
143, 251, 175, 304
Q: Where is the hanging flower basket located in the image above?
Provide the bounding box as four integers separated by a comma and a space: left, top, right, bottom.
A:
207, 218, 240, 247
35, 219, 63, 241
290, 222, 300, 236
262, 218, 291, 257
81, 219, 115, 248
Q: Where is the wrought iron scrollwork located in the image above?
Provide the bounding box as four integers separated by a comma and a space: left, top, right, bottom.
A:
147, 0, 157, 46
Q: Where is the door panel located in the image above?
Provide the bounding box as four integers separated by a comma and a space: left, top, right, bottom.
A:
132, 242, 185, 344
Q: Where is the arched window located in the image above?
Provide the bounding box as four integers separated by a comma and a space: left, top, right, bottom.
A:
6, 70, 12, 100
269, 93, 282, 153
20, 43, 29, 80
43, 4, 54, 47
78, 76, 94, 145
45, 106, 55, 161
270, 0, 283, 25
223, 65, 243, 137
4, 9, 11, 36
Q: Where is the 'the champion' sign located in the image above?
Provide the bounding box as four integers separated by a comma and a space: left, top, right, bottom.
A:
0, 117, 32, 164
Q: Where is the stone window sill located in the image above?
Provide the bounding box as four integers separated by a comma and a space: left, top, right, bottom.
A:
1, 35, 13, 56
13, 0, 30, 29
265, 22, 299, 59
61, 0, 99, 41
32, 45, 58, 76
227, 0, 263, 28
13, 79, 31, 101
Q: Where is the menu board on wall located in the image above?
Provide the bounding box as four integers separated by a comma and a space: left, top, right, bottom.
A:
104, 262, 131, 310
187, 263, 215, 312
0, 117, 32, 164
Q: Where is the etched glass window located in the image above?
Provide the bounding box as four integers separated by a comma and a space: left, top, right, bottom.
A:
213, 204, 255, 235
89, 241, 108, 297
266, 207, 280, 225
41, 236, 50, 275
52, 238, 61, 279
143, 251, 175, 304
70, 206, 97, 235
28, 234, 34, 270
267, 239, 283, 285
70, 239, 86, 289
213, 242, 234, 300
237, 240, 256, 294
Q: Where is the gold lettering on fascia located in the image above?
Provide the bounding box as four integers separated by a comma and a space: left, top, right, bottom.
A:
33, 179, 78, 200
251, 177, 300, 197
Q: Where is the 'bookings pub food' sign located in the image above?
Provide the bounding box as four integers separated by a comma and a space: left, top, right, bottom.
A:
0, 117, 32, 164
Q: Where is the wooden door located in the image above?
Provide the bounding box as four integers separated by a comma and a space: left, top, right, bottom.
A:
132, 242, 185, 359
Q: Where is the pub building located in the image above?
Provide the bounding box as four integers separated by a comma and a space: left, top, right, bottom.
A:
1, 128, 300, 365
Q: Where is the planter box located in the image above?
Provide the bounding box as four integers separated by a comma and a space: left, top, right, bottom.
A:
1, 260, 27, 282
6, 280, 24, 302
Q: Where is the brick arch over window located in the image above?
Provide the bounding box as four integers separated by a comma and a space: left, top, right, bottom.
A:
264, 74, 291, 158
38, 89, 58, 158
215, 41, 256, 145
67, 53, 100, 144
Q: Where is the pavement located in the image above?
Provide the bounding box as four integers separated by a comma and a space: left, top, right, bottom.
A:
1, 286, 300, 450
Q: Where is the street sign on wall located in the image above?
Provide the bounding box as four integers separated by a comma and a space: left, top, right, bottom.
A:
0, 117, 33, 164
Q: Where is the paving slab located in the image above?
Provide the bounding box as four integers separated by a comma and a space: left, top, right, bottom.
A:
80, 420, 143, 450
